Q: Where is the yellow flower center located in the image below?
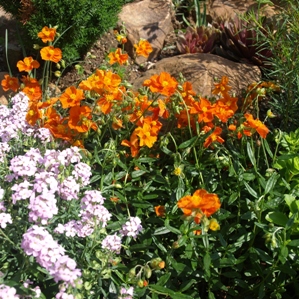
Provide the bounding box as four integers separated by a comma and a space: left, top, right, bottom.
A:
174, 167, 182, 176
162, 81, 169, 87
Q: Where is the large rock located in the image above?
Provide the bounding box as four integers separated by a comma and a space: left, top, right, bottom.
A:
118, 0, 173, 64
204, 0, 282, 24
132, 53, 261, 98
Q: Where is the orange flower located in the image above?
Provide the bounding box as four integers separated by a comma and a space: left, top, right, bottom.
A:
96, 89, 123, 115
22, 85, 42, 101
38, 97, 59, 109
154, 205, 166, 217
175, 109, 196, 130
21, 77, 42, 102
68, 105, 97, 133
108, 48, 128, 65
17, 57, 40, 73
79, 69, 121, 95
244, 113, 269, 139
134, 39, 153, 58
1, 75, 19, 92
218, 93, 238, 113
59, 86, 85, 109
213, 101, 234, 123
26, 102, 42, 126
177, 189, 221, 223
143, 72, 178, 97
203, 126, 224, 148
152, 98, 169, 119
38, 26, 57, 43
212, 76, 231, 96
189, 97, 214, 123
135, 123, 158, 148
121, 130, 140, 157
112, 118, 123, 130
40, 46, 62, 63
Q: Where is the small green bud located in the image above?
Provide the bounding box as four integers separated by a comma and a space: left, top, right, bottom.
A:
137, 279, 144, 288
60, 59, 66, 68
84, 281, 92, 291
114, 183, 122, 189
54, 71, 61, 78
144, 265, 152, 279
128, 267, 136, 278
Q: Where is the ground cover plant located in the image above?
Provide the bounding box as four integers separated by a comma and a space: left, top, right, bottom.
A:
1, 0, 299, 298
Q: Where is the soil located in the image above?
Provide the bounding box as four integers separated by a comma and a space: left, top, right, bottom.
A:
55, 13, 182, 91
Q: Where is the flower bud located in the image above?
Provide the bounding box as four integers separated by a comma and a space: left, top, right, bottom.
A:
54, 71, 61, 78
150, 257, 163, 269
60, 59, 66, 68
267, 109, 276, 118
33, 44, 41, 50
137, 279, 144, 288
128, 267, 136, 278
144, 265, 152, 279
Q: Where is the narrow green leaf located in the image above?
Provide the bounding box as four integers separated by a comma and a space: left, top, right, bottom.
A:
156, 273, 171, 286
244, 181, 258, 198
131, 170, 147, 178
165, 219, 181, 235
264, 173, 279, 194
247, 142, 256, 168
178, 136, 198, 149
154, 227, 171, 235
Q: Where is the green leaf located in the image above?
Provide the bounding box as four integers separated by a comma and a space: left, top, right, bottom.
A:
149, 285, 175, 295
131, 170, 147, 178
156, 273, 171, 286
165, 219, 181, 235
265, 211, 288, 226
170, 293, 194, 299
179, 279, 196, 292
264, 173, 279, 194
247, 142, 256, 168
228, 192, 239, 205
178, 136, 198, 149
154, 227, 171, 235
152, 236, 167, 253
287, 239, 299, 246
243, 172, 256, 181
244, 181, 258, 198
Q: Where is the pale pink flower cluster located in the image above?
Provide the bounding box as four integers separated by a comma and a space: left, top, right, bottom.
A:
0, 213, 12, 229
7, 147, 91, 225
0, 188, 12, 229
120, 216, 143, 239
101, 234, 122, 254
23, 280, 41, 298
0, 284, 20, 299
55, 190, 112, 237
118, 286, 134, 299
21, 226, 81, 287
0, 93, 53, 161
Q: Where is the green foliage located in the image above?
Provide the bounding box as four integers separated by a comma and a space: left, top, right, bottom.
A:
244, 0, 299, 131
0, 0, 128, 64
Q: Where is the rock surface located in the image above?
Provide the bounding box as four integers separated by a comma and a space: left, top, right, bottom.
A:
118, 0, 173, 64
132, 53, 261, 97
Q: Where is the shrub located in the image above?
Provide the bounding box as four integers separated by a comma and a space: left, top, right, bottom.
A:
243, 0, 299, 131
0, 0, 129, 64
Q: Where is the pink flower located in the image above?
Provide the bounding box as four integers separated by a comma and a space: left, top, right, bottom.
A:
102, 234, 122, 253
120, 217, 143, 238
0, 213, 12, 228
